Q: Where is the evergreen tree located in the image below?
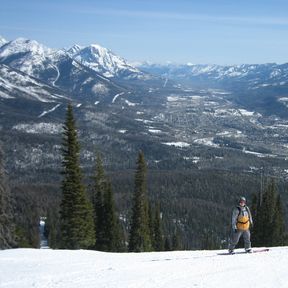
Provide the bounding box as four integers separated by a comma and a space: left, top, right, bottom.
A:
59, 104, 95, 249
92, 154, 125, 252
252, 178, 286, 247
0, 145, 15, 249
164, 237, 172, 251
129, 151, 152, 252
172, 229, 182, 251
148, 204, 155, 249
153, 203, 164, 251
45, 209, 60, 249
201, 229, 219, 250
102, 181, 125, 251
271, 194, 286, 246
91, 154, 105, 250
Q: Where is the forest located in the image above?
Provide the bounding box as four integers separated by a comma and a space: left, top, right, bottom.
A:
1, 105, 288, 251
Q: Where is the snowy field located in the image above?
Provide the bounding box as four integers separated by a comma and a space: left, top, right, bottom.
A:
1, 247, 288, 288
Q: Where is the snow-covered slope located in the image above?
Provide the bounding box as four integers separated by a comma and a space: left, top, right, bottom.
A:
0, 37, 160, 102
0, 64, 69, 102
138, 62, 288, 89
0, 37, 150, 83
0, 38, 129, 102
0, 38, 56, 76
0, 35, 7, 47
67, 44, 146, 79
1, 247, 287, 288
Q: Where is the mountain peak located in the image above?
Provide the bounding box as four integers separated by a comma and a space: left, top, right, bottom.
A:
67, 42, 141, 78
0, 37, 53, 59
66, 44, 84, 55
0, 36, 8, 47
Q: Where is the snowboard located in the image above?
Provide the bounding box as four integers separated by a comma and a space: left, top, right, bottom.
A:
218, 248, 269, 255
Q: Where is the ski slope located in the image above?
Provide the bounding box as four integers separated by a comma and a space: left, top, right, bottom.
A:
0, 247, 287, 288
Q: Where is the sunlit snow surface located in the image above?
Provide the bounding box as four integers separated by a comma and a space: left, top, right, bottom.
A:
1, 247, 287, 288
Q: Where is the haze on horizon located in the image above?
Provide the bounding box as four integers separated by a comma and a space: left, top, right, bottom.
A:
1, 0, 288, 65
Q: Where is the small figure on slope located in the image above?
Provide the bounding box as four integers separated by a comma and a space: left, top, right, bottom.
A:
228, 196, 253, 254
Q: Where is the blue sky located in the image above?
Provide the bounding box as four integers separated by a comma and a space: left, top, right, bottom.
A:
1, 0, 288, 64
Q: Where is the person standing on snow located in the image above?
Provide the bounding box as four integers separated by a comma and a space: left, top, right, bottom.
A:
228, 196, 253, 254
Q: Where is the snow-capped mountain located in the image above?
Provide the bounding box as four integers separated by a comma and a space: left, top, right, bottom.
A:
0, 37, 165, 103
0, 38, 56, 76
0, 36, 7, 47
0, 64, 69, 102
67, 44, 147, 79
138, 62, 288, 89
0, 37, 153, 85
0, 38, 130, 102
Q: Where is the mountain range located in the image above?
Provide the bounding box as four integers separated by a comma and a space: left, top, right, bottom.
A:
2, 35, 288, 249
1, 35, 288, 175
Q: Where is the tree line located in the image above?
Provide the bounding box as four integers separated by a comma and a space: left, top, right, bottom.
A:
47, 104, 166, 251
1, 104, 288, 250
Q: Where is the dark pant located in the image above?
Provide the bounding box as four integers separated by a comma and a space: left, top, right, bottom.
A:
228, 229, 251, 251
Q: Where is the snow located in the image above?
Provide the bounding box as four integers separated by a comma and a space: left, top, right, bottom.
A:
163, 78, 168, 87
135, 118, 154, 124
167, 95, 185, 102
92, 83, 109, 95
49, 63, 60, 86
118, 129, 127, 134
163, 142, 190, 148
239, 109, 255, 116
194, 138, 219, 148
13, 122, 62, 134
112, 92, 124, 103
242, 148, 276, 158
67, 43, 141, 78
0, 35, 7, 46
1, 247, 287, 288
38, 104, 61, 118
149, 129, 162, 134
125, 99, 137, 106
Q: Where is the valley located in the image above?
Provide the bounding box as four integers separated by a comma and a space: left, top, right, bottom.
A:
1, 36, 288, 249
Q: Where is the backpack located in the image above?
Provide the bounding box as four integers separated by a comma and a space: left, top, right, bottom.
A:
236, 206, 250, 231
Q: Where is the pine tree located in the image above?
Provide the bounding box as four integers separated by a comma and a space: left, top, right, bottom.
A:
271, 194, 286, 246
172, 229, 182, 251
92, 154, 125, 252
45, 209, 60, 249
148, 204, 155, 249
128, 151, 152, 252
164, 237, 172, 251
91, 154, 105, 250
102, 181, 125, 251
153, 203, 164, 251
59, 104, 95, 249
0, 145, 15, 249
252, 178, 286, 247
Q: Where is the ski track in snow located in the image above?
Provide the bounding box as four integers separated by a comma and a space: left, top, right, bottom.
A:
163, 78, 168, 87
1, 247, 287, 288
112, 92, 124, 103
38, 104, 61, 118
50, 64, 60, 86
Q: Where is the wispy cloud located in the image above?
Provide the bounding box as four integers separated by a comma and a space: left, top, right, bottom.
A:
77, 8, 288, 26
